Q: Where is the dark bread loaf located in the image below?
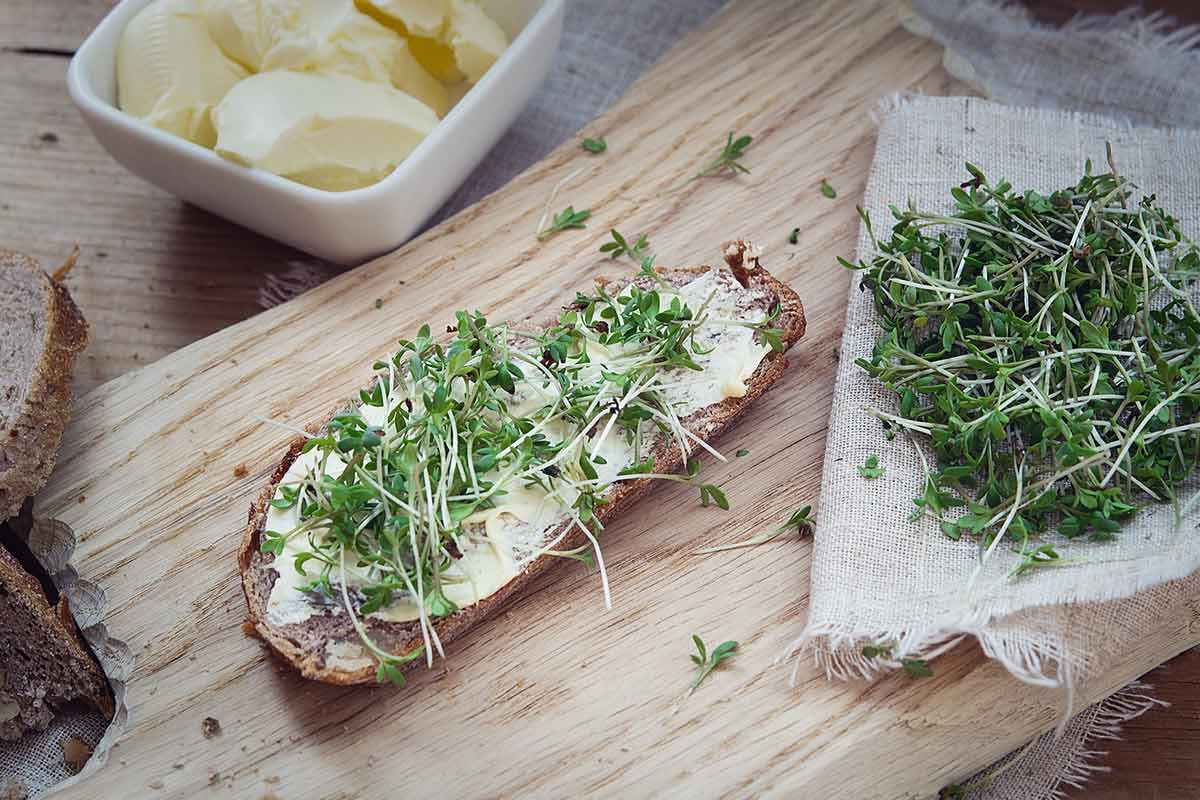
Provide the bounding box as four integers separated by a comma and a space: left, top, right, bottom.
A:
0, 510, 113, 741
0, 252, 89, 522
240, 243, 806, 685
0, 253, 109, 741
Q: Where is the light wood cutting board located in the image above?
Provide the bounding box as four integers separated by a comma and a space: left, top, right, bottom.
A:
38, 1, 1200, 797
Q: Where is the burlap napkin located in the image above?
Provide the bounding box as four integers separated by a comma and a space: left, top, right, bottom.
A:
798, 95, 1200, 798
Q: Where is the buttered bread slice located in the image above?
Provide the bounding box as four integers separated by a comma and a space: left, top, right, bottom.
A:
240, 241, 805, 685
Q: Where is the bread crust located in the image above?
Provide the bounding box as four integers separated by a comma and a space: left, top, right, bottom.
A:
0, 535, 114, 740
240, 246, 805, 684
0, 252, 90, 522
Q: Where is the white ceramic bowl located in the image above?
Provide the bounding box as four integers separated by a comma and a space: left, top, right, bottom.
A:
68, 0, 564, 265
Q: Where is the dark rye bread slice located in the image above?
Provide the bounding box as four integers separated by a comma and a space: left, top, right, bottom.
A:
240, 242, 806, 684
0, 509, 114, 741
0, 252, 89, 522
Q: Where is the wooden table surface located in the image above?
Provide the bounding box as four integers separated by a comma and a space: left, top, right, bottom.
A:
0, 1, 1195, 798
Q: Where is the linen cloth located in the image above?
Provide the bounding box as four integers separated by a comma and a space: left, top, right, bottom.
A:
806, 94, 1200, 800
801, 3, 1200, 797
804, 96, 1200, 686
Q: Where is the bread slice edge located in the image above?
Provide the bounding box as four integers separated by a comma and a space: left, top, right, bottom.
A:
0, 252, 90, 522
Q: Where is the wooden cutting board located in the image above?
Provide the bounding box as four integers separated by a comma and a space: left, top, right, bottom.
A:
37, 1, 1199, 797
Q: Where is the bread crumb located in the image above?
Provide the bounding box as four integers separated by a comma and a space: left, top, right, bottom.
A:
208, 772, 221, 786
51, 246, 80, 282
77, 495, 86, 504
233, 464, 249, 479
241, 621, 257, 637
147, 780, 164, 790
60, 735, 92, 774
202, 716, 221, 738
265, 776, 281, 784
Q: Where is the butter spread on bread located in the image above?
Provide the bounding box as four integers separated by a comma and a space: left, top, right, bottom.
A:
241, 242, 805, 684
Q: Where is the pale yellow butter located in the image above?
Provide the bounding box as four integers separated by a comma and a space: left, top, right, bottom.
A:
116, 0, 248, 147
359, 0, 450, 38
446, 0, 508, 83
204, 0, 449, 115
212, 71, 438, 191
361, 0, 508, 84
117, 0, 508, 190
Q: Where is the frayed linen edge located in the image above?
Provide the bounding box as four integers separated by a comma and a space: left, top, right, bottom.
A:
1046, 682, 1168, 797
949, 681, 1168, 800
783, 613, 1073, 690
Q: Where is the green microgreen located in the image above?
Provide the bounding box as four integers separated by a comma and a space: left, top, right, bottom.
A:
698, 483, 729, 510
582, 137, 607, 154
687, 635, 739, 696
696, 133, 752, 180
861, 643, 933, 678
820, 179, 837, 199
857, 454, 884, 479
788, 228, 800, 245
849, 157, 1200, 572
902, 658, 933, 678
538, 206, 591, 241
600, 228, 651, 262
735, 449, 750, 457
694, 503, 814, 554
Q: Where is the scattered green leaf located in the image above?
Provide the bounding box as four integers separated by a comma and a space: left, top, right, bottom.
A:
599, 228, 651, 262
687, 635, 739, 696
538, 205, 591, 241
857, 454, 884, 479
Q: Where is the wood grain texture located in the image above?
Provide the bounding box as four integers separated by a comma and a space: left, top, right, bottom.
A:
0, 0, 1193, 797
1082, 648, 1200, 800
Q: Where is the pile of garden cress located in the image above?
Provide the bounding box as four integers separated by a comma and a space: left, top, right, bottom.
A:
262, 260, 784, 684
848, 152, 1200, 576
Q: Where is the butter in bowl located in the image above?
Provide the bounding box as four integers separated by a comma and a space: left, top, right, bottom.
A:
69, 0, 564, 264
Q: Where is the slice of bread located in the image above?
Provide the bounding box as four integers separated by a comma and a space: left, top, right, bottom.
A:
0, 252, 89, 522
240, 242, 806, 685
0, 508, 114, 741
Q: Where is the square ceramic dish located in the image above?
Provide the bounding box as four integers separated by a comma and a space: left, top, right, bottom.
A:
68, 0, 564, 265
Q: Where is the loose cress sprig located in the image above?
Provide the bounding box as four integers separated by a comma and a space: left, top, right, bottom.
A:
694, 504, 813, 554
847, 156, 1200, 574
861, 643, 933, 678
600, 228, 651, 262
538, 206, 592, 240
263, 269, 787, 682
687, 635, 739, 697
691, 133, 753, 183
